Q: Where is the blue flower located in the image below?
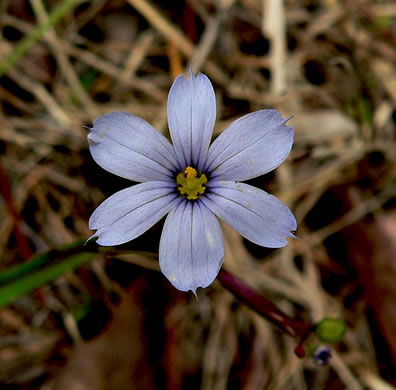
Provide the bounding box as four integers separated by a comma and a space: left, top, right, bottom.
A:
313, 346, 332, 366
88, 72, 296, 292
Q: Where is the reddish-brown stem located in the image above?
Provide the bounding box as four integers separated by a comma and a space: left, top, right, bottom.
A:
217, 268, 314, 357
183, 2, 197, 43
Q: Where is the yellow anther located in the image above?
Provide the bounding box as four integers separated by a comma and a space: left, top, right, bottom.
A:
176, 167, 208, 200
184, 166, 197, 179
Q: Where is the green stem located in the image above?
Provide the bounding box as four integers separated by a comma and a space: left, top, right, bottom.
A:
0, 250, 96, 307
0, 240, 86, 285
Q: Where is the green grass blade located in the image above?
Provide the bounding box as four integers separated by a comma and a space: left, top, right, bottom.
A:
0, 250, 96, 307
0, 240, 86, 285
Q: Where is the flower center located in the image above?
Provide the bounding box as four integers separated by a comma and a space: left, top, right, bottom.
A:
176, 166, 208, 200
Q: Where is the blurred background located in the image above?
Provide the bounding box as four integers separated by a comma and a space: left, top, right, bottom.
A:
0, 0, 396, 389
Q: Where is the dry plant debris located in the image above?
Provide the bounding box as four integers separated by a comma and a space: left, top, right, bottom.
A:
0, 0, 395, 389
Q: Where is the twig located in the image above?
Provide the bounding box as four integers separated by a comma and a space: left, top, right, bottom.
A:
116, 30, 155, 89
30, 0, 100, 118
262, 0, 287, 95
330, 351, 363, 390
0, 14, 166, 102
62, 42, 167, 102
7, 67, 72, 128
0, 0, 80, 77
127, 0, 230, 85
306, 184, 396, 247
189, 1, 233, 74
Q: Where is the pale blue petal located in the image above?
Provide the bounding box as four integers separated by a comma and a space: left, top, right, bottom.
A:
89, 181, 180, 246
203, 181, 296, 248
204, 110, 293, 181
88, 112, 180, 182
159, 200, 224, 292
167, 71, 216, 171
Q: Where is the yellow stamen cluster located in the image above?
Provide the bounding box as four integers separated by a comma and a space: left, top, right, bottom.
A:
177, 166, 208, 200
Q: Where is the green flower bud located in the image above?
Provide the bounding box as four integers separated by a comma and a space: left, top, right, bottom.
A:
315, 318, 346, 344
